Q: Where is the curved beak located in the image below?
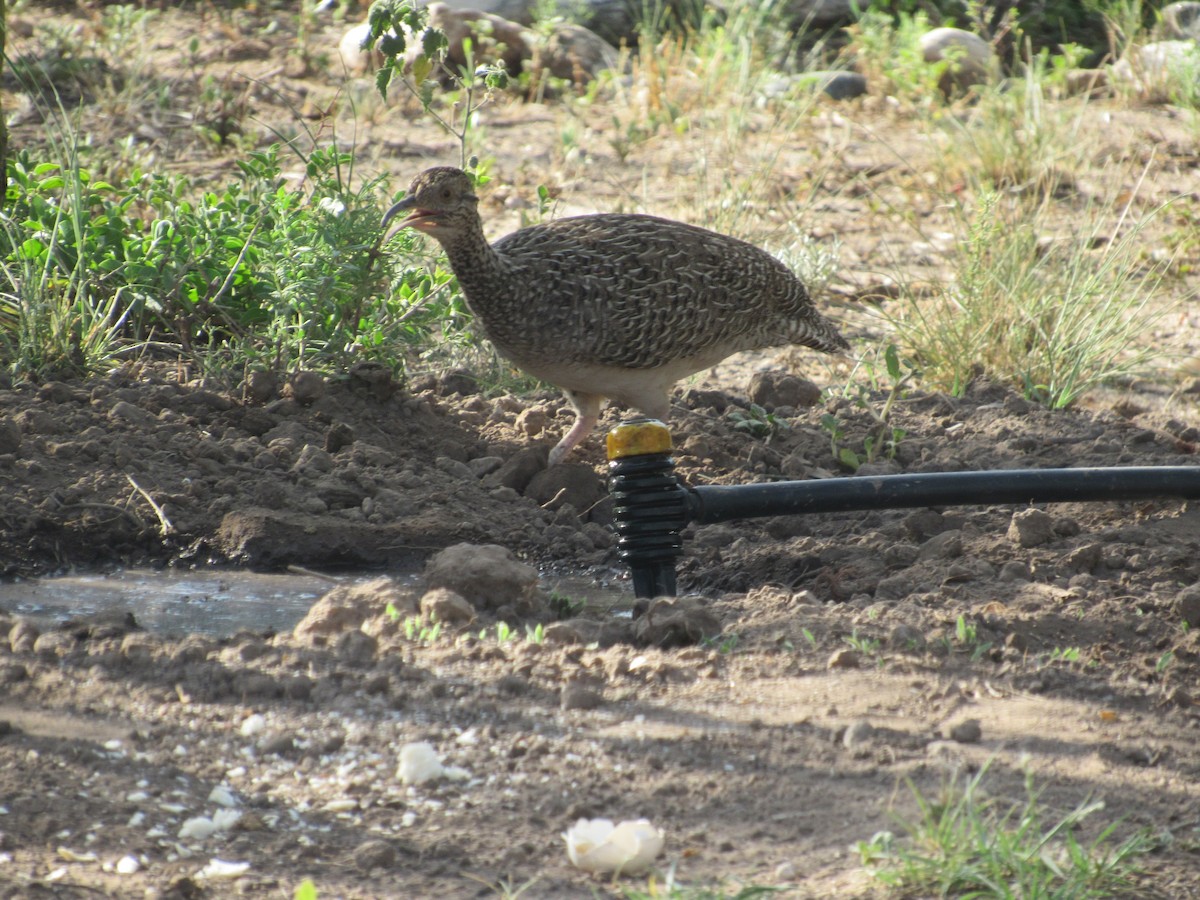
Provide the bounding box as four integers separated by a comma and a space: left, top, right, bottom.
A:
381, 195, 416, 229
381, 194, 439, 243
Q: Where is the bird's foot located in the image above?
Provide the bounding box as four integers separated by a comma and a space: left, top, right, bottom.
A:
547, 412, 600, 465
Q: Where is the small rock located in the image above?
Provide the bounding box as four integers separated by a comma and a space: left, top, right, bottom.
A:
1163, 1, 1200, 40
534, 22, 618, 85
296, 578, 409, 641
33, 631, 77, 657
748, 371, 822, 410
468, 456, 504, 477
524, 463, 605, 512
335, 630, 379, 666
1175, 585, 1200, 629
484, 446, 548, 493
287, 371, 326, 404
903, 509, 952, 541
242, 370, 279, 403
633, 597, 722, 648
787, 70, 867, 100
423, 543, 542, 614
1007, 508, 1054, 548
919, 27, 994, 94
438, 369, 478, 396
827, 647, 860, 669
918, 530, 963, 560
419, 587, 476, 625
352, 838, 398, 871
542, 620, 587, 645
260, 733, 297, 756
514, 406, 547, 437
348, 361, 397, 401
0, 418, 20, 455
889, 623, 925, 650
561, 682, 604, 710
324, 422, 356, 453
1112, 40, 1200, 101
9, 619, 40, 653
291, 444, 334, 475
948, 718, 982, 744
114, 855, 140, 875
1168, 686, 1193, 708
998, 560, 1032, 583
108, 400, 153, 425
240, 714, 268, 737
435, 455, 475, 479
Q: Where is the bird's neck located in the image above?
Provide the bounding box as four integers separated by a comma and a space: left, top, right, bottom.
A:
437, 227, 508, 296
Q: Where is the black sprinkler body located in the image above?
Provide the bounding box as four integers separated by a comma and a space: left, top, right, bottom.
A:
605, 419, 1200, 600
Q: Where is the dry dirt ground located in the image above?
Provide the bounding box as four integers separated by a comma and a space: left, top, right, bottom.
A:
3, 4, 1200, 898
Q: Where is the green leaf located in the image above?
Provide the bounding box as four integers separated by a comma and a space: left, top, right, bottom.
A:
838, 447, 861, 470
378, 32, 406, 57
18, 238, 46, 259
422, 27, 448, 57
375, 66, 394, 99
411, 55, 432, 85
294, 879, 319, 900
884, 343, 902, 381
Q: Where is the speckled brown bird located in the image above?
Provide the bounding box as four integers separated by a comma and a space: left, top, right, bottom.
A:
383, 167, 849, 464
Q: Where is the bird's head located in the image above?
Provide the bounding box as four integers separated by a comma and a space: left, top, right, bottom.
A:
382, 167, 479, 240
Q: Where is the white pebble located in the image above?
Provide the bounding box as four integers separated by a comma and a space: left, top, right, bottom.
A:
397, 742, 444, 785
240, 714, 267, 737
208, 785, 238, 808
196, 858, 250, 880
115, 855, 141, 875
178, 817, 219, 841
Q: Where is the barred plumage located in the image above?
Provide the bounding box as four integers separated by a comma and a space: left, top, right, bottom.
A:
383, 166, 850, 464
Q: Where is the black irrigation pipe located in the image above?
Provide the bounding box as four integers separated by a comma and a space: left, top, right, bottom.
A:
605, 420, 1200, 600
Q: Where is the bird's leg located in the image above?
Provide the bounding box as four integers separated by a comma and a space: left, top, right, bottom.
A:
549, 390, 603, 465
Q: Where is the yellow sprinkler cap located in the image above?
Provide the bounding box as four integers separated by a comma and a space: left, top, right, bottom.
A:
606, 418, 673, 460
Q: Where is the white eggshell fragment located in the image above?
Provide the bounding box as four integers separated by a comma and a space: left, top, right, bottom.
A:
563, 818, 665, 875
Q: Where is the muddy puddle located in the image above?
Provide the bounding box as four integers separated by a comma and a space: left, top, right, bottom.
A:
0, 568, 633, 637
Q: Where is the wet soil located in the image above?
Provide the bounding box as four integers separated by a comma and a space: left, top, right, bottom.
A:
2, 4, 1200, 899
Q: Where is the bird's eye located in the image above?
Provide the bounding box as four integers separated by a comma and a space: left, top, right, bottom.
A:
441, 188, 452, 199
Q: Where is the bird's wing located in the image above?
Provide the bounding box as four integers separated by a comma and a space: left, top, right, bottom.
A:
491, 215, 837, 368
